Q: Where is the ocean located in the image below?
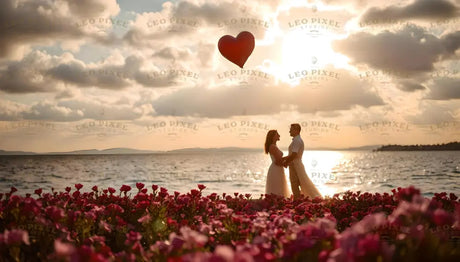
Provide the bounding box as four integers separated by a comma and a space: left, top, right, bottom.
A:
0, 150, 458, 197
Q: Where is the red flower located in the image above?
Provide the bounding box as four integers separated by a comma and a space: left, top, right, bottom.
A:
108, 187, 116, 194
92, 186, 98, 192
120, 185, 131, 193
72, 191, 80, 198
432, 208, 454, 226
190, 189, 200, 197
136, 183, 145, 190
198, 184, 206, 191
75, 184, 83, 191
152, 184, 158, 191
34, 188, 42, 196
65, 187, 71, 192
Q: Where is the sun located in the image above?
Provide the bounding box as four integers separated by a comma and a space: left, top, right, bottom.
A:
278, 30, 350, 84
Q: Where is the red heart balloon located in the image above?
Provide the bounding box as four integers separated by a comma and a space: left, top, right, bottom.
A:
218, 31, 255, 68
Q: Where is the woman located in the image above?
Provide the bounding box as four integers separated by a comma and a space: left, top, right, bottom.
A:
264, 130, 290, 197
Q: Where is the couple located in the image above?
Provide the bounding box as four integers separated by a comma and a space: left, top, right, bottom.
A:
264, 123, 322, 199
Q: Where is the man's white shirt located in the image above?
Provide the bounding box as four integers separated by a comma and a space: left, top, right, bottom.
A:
288, 135, 304, 161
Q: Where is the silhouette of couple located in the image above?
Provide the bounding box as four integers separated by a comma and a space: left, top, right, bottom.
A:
264, 123, 322, 199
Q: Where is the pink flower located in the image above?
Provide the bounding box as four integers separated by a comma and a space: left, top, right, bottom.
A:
54, 239, 76, 257
99, 220, 112, 233
46, 206, 65, 222
138, 214, 151, 224
125, 231, 142, 245
213, 245, 235, 261
1, 229, 30, 245
179, 227, 208, 249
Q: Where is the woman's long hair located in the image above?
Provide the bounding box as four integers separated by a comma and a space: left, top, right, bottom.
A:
264, 130, 278, 154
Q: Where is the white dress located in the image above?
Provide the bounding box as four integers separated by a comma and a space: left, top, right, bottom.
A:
265, 152, 290, 197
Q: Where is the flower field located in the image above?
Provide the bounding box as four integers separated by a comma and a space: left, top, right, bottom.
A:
0, 184, 459, 261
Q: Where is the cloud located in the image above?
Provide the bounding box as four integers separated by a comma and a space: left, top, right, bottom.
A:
152, 69, 384, 118
406, 101, 457, 124
47, 60, 131, 90
57, 99, 143, 121
425, 78, 460, 100
0, 51, 57, 93
397, 81, 426, 92
277, 5, 353, 36
0, 50, 191, 94
0, 0, 120, 59
123, 0, 276, 49
361, 0, 459, 24
8, 98, 146, 122
333, 25, 460, 75
153, 47, 193, 61
22, 101, 84, 121
0, 100, 28, 121
174, 1, 238, 25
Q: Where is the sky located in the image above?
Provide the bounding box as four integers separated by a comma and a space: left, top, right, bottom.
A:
0, 0, 459, 152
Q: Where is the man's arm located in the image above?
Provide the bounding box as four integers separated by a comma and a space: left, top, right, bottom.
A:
282, 152, 297, 167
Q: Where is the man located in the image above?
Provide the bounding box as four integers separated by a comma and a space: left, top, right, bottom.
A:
283, 123, 322, 199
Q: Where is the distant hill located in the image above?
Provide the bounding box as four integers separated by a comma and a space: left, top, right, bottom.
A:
375, 142, 460, 151
0, 149, 37, 155
0, 148, 159, 156
47, 148, 160, 155
307, 145, 380, 151
0, 145, 383, 156
166, 147, 262, 153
